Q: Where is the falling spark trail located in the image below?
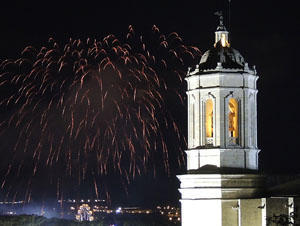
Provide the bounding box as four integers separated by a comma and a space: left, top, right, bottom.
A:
0, 25, 201, 202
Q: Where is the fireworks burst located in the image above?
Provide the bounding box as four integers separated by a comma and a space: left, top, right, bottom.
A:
0, 25, 200, 203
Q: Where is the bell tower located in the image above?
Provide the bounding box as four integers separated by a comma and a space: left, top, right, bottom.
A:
185, 12, 259, 172
178, 12, 265, 226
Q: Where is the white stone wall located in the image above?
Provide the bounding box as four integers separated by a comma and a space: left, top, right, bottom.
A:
181, 199, 222, 226
186, 148, 259, 170
179, 194, 294, 226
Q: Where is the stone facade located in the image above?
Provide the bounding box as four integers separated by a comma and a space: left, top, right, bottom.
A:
179, 196, 299, 226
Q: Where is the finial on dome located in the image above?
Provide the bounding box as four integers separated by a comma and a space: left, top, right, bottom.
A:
214, 11, 230, 48
214, 11, 226, 31
216, 62, 223, 70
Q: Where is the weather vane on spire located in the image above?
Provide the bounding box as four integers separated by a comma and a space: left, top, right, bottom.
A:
214, 11, 227, 32
214, 11, 224, 27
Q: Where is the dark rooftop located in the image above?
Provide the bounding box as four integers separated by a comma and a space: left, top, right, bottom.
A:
198, 41, 245, 70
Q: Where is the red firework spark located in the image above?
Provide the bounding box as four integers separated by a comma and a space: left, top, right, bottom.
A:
0, 25, 201, 202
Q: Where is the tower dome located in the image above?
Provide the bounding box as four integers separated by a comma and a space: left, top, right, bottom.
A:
199, 41, 245, 70
193, 11, 251, 72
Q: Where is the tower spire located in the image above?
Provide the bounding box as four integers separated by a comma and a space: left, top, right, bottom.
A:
214, 11, 230, 47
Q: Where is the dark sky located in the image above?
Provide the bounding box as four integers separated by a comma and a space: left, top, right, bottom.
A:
0, 0, 299, 207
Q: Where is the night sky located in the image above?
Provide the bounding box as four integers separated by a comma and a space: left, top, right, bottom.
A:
0, 0, 299, 208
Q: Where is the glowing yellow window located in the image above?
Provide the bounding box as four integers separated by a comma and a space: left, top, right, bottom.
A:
229, 98, 238, 138
206, 99, 213, 138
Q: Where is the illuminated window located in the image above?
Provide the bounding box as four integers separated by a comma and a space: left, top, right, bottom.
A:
221, 34, 226, 47
205, 99, 213, 138
228, 98, 238, 138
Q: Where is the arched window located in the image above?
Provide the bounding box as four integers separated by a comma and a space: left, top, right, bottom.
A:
228, 98, 238, 138
206, 99, 213, 138
191, 95, 196, 141
250, 94, 254, 147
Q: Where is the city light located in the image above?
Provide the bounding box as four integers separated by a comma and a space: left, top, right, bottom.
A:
0, 199, 180, 222
116, 207, 122, 214
75, 204, 94, 222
